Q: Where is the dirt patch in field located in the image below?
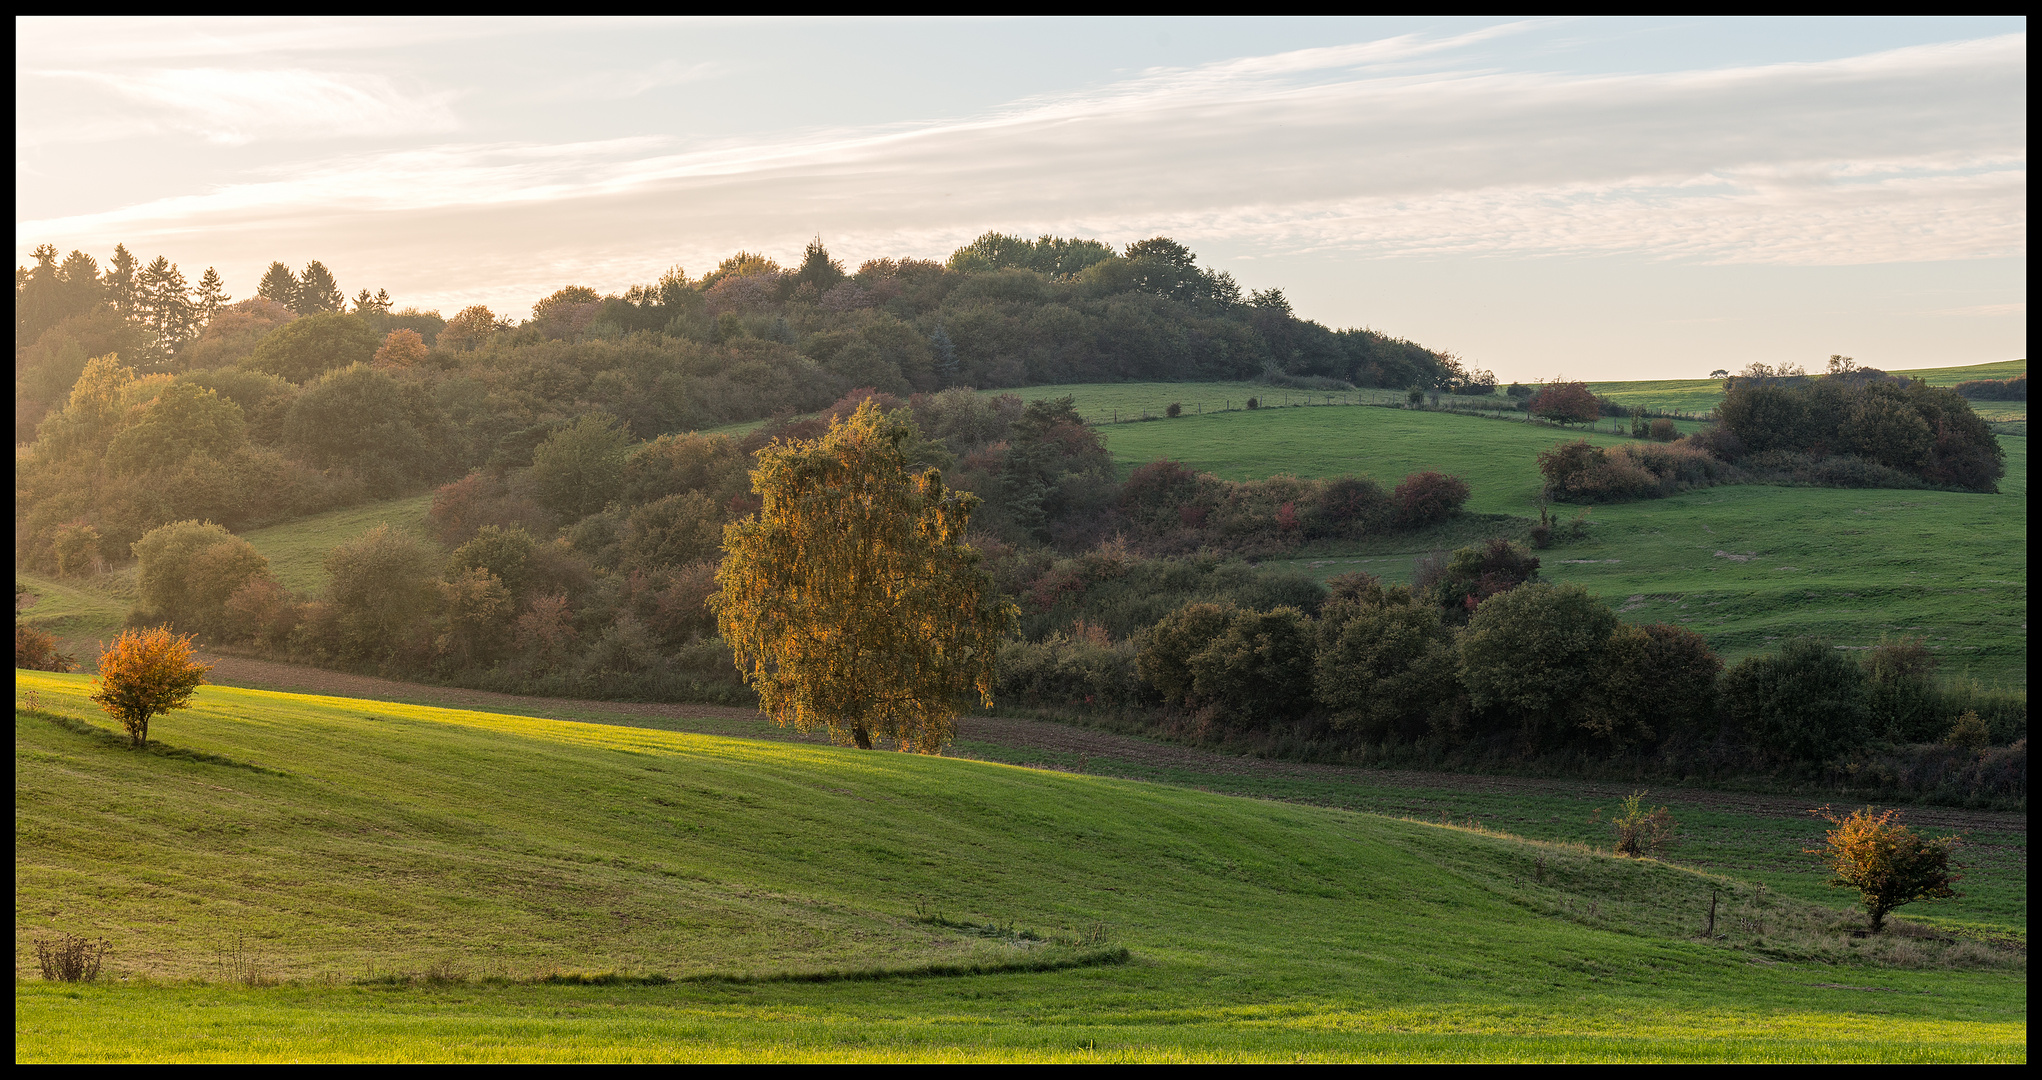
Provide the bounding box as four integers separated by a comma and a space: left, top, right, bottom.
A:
192, 650, 2024, 837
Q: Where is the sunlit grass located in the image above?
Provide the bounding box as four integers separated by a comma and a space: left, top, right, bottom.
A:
13, 670, 2025, 1061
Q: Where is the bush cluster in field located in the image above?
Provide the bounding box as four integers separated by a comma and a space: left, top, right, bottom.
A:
1537, 363, 2006, 504
994, 545, 2025, 807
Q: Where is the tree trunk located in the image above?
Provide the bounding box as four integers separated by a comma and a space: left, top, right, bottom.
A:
853, 723, 872, 750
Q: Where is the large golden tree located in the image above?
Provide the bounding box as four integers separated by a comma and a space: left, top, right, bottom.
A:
713, 400, 1015, 752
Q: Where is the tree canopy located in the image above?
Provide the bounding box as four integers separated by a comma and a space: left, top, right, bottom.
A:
713, 400, 1015, 751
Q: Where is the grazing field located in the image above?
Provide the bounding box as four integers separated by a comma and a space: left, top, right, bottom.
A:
237, 493, 437, 593
1583, 359, 2027, 421
14, 671, 2025, 1061
1097, 405, 2027, 684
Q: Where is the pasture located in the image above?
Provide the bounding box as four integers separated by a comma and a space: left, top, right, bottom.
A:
13, 671, 2025, 1062
1096, 402, 2027, 684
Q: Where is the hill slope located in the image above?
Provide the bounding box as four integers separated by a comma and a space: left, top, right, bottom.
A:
14, 672, 2024, 1061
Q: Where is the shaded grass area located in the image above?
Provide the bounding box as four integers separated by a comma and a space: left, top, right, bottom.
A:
14, 670, 2023, 1061
237, 492, 436, 594
14, 570, 128, 643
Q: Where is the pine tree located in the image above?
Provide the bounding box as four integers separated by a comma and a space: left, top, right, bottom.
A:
137, 257, 195, 362
296, 260, 344, 314
257, 262, 299, 309
103, 244, 139, 318
194, 267, 229, 324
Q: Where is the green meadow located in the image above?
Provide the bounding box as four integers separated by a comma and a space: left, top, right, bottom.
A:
13, 671, 2025, 1062
1094, 401, 2026, 684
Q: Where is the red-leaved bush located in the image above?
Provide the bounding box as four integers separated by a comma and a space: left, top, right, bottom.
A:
1393, 471, 1471, 526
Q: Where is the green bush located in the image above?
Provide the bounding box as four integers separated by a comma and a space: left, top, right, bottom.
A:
531, 414, 632, 523
243, 311, 376, 383
130, 520, 272, 638
1720, 637, 1872, 762
1459, 582, 1618, 747
1314, 589, 1460, 742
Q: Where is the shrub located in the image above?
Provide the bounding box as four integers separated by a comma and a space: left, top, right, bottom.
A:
1505, 382, 1532, 399
1429, 538, 1540, 617
1392, 471, 1470, 526
1806, 806, 1961, 932
91, 625, 212, 747
531, 413, 632, 523
1136, 601, 1238, 707
1529, 381, 1598, 425
1539, 439, 1729, 503
34, 933, 108, 983
1186, 606, 1317, 728
16, 624, 77, 672
1720, 638, 1872, 762
1459, 582, 1618, 747
222, 577, 298, 647
1166, 402, 1182, 418
1308, 475, 1393, 538
283, 363, 452, 496
1954, 375, 2024, 401
1585, 622, 1721, 750
130, 520, 272, 638
323, 523, 441, 663
1864, 635, 1942, 742
372, 328, 429, 369
1944, 710, 1991, 752
1406, 387, 1424, 405
1246, 397, 1260, 410
243, 311, 376, 382
1604, 791, 1678, 857
1314, 591, 1461, 742
449, 525, 537, 599
997, 633, 1144, 712
50, 521, 102, 578
1649, 418, 1679, 441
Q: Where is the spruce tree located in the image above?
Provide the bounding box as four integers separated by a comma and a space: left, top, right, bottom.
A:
296, 260, 344, 314
257, 261, 299, 309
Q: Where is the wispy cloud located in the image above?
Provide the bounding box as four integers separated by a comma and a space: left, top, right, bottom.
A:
23, 67, 460, 147
14, 26, 2026, 318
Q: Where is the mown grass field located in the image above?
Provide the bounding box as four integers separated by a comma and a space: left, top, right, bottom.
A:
237, 493, 437, 594
13, 671, 2024, 1062
1097, 403, 2027, 684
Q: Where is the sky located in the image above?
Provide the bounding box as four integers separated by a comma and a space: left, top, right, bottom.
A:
14, 16, 2027, 381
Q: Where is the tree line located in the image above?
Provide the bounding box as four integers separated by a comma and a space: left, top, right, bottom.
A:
16, 234, 1474, 568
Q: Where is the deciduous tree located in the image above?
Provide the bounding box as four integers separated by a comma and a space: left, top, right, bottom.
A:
90, 626, 212, 748
714, 400, 1014, 751
1806, 806, 1961, 932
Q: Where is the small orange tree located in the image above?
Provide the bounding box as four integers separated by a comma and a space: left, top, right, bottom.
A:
713, 400, 1015, 752
1806, 806, 1961, 932
90, 626, 212, 748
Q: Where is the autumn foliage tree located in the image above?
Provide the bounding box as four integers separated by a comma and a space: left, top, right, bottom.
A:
714, 401, 1016, 752
1807, 806, 1961, 932
1529, 381, 1600, 426
90, 626, 212, 748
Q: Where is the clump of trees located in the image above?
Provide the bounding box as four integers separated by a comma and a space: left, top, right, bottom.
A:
19, 233, 1479, 576
1711, 362, 2004, 492
1954, 376, 2024, 401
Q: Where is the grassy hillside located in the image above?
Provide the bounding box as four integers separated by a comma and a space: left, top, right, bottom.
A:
238, 493, 437, 593
14, 672, 2024, 1061
1095, 406, 2026, 683
1585, 360, 2028, 421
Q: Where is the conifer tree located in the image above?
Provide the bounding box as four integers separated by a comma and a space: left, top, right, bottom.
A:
103, 244, 139, 318
194, 267, 230, 324
296, 260, 345, 314
257, 262, 299, 309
